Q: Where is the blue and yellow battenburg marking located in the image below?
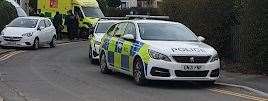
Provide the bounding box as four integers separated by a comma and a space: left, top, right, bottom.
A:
102, 36, 147, 73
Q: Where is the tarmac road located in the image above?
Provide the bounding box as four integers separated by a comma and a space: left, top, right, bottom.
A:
0, 42, 266, 101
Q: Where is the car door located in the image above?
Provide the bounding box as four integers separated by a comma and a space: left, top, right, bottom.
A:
37, 20, 46, 43
119, 22, 137, 72
44, 19, 54, 42
107, 22, 127, 69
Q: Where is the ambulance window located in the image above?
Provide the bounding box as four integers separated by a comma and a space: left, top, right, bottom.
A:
74, 6, 84, 18
124, 23, 136, 36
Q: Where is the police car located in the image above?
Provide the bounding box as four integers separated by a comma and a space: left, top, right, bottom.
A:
99, 17, 220, 85
89, 19, 123, 63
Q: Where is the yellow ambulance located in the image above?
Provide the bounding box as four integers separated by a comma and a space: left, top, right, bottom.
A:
38, 0, 104, 34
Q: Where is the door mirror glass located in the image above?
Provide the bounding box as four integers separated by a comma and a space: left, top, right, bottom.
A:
122, 34, 135, 41
198, 36, 205, 42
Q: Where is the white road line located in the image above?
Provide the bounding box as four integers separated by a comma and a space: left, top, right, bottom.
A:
0, 51, 24, 61
209, 88, 268, 101
0, 96, 3, 101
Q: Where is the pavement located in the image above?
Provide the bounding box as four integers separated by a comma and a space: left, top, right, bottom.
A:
218, 71, 268, 93
0, 41, 267, 101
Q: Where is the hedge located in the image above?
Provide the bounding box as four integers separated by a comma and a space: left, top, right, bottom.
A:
160, 0, 268, 74
0, 0, 18, 31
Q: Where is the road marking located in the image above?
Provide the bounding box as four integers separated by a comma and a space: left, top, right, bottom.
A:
209, 88, 268, 101
0, 51, 24, 61
57, 41, 80, 46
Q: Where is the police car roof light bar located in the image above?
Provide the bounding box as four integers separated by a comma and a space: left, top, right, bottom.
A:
125, 15, 170, 20
100, 17, 128, 20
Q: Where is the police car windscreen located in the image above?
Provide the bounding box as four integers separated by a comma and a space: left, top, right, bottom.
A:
138, 23, 198, 41
82, 7, 105, 18
96, 22, 115, 33
7, 18, 38, 28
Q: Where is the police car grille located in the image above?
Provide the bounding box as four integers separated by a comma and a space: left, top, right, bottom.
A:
172, 56, 211, 63
3, 36, 22, 41
175, 70, 209, 77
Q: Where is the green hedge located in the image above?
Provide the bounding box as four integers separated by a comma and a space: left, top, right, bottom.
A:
0, 0, 18, 31
160, 0, 268, 74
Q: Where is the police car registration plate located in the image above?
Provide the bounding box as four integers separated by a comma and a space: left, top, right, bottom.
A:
183, 65, 203, 71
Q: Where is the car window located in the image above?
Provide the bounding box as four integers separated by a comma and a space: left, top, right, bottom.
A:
7, 18, 38, 28
96, 22, 116, 33
124, 23, 136, 36
138, 23, 198, 41
113, 22, 127, 37
38, 20, 46, 28
106, 24, 117, 36
45, 20, 52, 27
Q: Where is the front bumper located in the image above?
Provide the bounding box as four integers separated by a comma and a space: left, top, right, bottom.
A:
145, 59, 220, 81
0, 37, 34, 47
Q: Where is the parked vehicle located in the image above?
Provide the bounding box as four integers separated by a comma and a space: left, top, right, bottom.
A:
89, 20, 122, 63
0, 17, 57, 49
38, 0, 104, 34
99, 18, 220, 85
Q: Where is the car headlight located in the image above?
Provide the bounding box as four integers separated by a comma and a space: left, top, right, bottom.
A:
0, 31, 4, 36
149, 49, 171, 62
95, 41, 101, 45
210, 54, 219, 62
22, 32, 33, 37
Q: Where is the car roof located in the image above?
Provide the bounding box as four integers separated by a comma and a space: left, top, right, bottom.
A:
97, 20, 124, 23
130, 20, 180, 24
17, 16, 49, 20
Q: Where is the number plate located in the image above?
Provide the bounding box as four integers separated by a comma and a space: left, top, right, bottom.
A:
7, 41, 16, 45
183, 65, 203, 71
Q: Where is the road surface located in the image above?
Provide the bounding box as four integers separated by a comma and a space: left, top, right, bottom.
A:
0, 42, 266, 101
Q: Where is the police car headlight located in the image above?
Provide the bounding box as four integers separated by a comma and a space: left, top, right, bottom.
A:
95, 41, 101, 45
22, 32, 33, 37
0, 31, 4, 36
149, 49, 171, 62
210, 54, 219, 62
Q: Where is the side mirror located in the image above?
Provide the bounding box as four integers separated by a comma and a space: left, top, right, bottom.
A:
37, 26, 45, 31
198, 36, 205, 42
122, 34, 135, 41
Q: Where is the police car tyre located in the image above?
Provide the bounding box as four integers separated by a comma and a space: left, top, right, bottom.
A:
89, 46, 97, 64
32, 38, 39, 50
99, 53, 111, 74
49, 36, 56, 48
133, 58, 148, 85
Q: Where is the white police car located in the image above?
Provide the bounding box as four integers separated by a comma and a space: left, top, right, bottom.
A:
99, 18, 220, 85
89, 20, 122, 63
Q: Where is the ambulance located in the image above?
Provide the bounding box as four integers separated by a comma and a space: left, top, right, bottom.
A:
38, 0, 105, 35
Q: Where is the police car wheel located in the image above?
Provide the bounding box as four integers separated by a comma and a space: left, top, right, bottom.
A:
89, 46, 97, 64
99, 53, 111, 74
133, 58, 147, 85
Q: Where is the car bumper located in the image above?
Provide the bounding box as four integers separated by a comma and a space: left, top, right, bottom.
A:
0, 37, 34, 47
145, 59, 220, 81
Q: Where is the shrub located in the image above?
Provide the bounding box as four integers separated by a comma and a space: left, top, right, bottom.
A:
0, 0, 18, 31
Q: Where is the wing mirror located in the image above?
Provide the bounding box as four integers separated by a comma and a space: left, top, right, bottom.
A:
122, 34, 135, 41
37, 26, 45, 31
197, 36, 205, 42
